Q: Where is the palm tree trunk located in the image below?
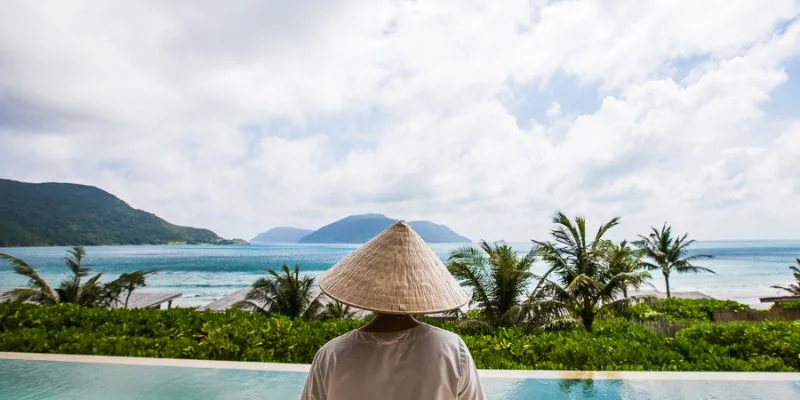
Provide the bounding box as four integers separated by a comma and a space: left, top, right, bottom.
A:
623, 287, 628, 298
664, 273, 671, 298
583, 314, 594, 332
582, 306, 594, 332
124, 290, 133, 309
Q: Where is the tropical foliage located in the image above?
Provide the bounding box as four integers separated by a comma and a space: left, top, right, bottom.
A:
318, 299, 359, 320
236, 264, 321, 320
634, 224, 714, 298
606, 240, 650, 298
774, 301, 800, 310
447, 240, 535, 327
621, 298, 751, 322
530, 213, 651, 331
0, 246, 154, 308
771, 258, 800, 295
1, 302, 797, 371
103, 270, 159, 309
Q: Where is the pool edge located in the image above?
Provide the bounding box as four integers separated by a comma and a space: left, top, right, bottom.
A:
2, 352, 799, 381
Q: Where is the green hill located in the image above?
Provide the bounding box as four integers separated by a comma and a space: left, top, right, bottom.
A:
0, 179, 221, 246
297, 213, 471, 243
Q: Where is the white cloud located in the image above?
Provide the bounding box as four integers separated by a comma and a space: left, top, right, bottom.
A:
1, 0, 800, 241
546, 102, 561, 118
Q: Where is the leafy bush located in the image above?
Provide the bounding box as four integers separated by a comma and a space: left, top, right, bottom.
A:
463, 320, 686, 371
774, 301, 800, 310
0, 302, 796, 371
0, 303, 360, 362
672, 321, 800, 371
622, 298, 750, 322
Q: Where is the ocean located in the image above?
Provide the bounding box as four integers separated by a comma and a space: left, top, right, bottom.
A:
0, 241, 798, 308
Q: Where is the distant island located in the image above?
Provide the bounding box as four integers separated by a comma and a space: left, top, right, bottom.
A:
251, 227, 313, 244
0, 179, 237, 247
264, 213, 470, 244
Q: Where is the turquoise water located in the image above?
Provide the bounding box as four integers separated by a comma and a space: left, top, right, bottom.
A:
1, 241, 798, 307
0, 359, 798, 399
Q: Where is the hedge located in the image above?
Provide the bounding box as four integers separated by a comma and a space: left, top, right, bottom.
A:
0, 302, 798, 371
621, 298, 751, 322
775, 301, 800, 310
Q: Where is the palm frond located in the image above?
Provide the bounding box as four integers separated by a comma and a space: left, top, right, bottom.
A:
302, 295, 323, 320
7, 288, 53, 304
771, 259, 800, 295
674, 263, 716, 274
64, 246, 90, 277
770, 284, 800, 295
531, 213, 640, 331
234, 300, 271, 315
634, 224, 711, 297
594, 217, 620, 248
0, 252, 57, 304
455, 318, 493, 335
448, 240, 535, 327
638, 261, 660, 270
242, 264, 319, 318
78, 273, 105, 307
448, 245, 492, 309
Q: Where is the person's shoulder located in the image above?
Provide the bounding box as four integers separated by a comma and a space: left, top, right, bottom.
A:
419, 322, 463, 345
417, 323, 471, 367
315, 329, 358, 357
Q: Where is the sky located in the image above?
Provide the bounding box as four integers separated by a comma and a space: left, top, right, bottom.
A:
1, 0, 800, 242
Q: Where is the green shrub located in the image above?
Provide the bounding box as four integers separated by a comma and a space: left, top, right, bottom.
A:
621, 298, 750, 322
672, 321, 800, 371
774, 301, 800, 310
0, 302, 796, 371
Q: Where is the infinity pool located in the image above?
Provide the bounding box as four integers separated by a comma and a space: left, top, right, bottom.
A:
1, 353, 798, 399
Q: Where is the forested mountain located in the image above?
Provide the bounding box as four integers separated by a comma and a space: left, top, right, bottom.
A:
0, 179, 221, 246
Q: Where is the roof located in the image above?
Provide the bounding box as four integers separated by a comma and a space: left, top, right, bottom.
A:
0, 289, 15, 302
197, 286, 372, 317
628, 290, 713, 300
759, 295, 800, 303
0, 288, 181, 309
197, 287, 253, 311
113, 292, 182, 309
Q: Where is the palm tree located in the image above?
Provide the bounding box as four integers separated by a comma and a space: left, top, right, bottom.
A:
531, 213, 650, 332
105, 270, 159, 308
236, 264, 321, 319
634, 224, 713, 298
0, 246, 153, 308
771, 258, 800, 295
1, 251, 58, 305
606, 240, 651, 298
319, 299, 358, 320
1, 246, 103, 306
447, 240, 535, 327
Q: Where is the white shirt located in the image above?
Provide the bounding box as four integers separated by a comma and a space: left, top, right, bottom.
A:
300, 322, 485, 400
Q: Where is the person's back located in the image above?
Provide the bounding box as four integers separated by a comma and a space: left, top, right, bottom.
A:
299, 221, 484, 399
301, 322, 483, 400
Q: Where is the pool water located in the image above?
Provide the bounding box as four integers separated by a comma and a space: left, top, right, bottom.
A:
1, 357, 799, 400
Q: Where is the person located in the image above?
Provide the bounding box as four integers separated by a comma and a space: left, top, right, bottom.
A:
300, 221, 485, 400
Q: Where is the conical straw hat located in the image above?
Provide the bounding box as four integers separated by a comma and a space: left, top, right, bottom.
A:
319, 220, 469, 314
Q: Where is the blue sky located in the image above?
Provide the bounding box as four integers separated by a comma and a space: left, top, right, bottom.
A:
765, 57, 800, 118
505, 74, 603, 130
1, 0, 800, 242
